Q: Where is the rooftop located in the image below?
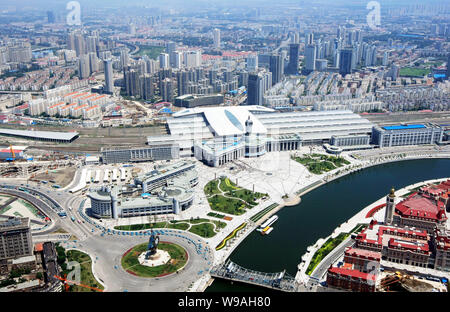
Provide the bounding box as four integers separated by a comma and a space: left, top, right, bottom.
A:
328, 266, 375, 281
395, 192, 447, 222
382, 124, 426, 131
0, 129, 79, 141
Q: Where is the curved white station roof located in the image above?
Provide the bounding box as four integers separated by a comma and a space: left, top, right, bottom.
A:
172, 106, 273, 136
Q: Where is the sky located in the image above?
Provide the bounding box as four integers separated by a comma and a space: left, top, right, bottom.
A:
1, 0, 448, 8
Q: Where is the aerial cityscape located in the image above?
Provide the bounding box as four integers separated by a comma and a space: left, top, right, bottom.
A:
0, 0, 449, 298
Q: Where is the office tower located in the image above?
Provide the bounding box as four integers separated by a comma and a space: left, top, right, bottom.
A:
88, 52, 99, 73
304, 44, 316, 74
145, 58, 158, 74
239, 71, 249, 87
120, 50, 129, 69
140, 74, 154, 100
166, 42, 176, 54
351, 46, 358, 70
184, 51, 201, 68
0, 217, 33, 260
355, 30, 363, 43
370, 46, 377, 66
124, 69, 140, 97
213, 28, 221, 48
209, 69, 218, 84
158, 68, 172, 81
177, 70, 189, 96
293, 32, 300, 44
74, 33, 85, 56
67, 32, 75, 51
78, 54, 91, 79
160, 78, 174, 102
382, 51, 389, 66
387, 64, 399, 81
98, 50, 112, 61
246, 54, 258, 72
337, 26, 345, 40
247, 73, 264, 105
128, 23, 136, 35
305, 31, 314, 45
86, 36, 98, 54
286, 43, 300, 75
159, 53, 170, 69
339, 48, 353, 76
104, 59, 114, 93
221, 70, 232, 83
347, 31, 355, 46
47, 11, 56, 23
170, 51, 182, 69
196, 68, 205, 80
269, 53, 283, 85
333, 50, 340, 68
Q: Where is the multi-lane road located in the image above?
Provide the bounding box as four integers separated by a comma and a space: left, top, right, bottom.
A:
0, 181, 213, 292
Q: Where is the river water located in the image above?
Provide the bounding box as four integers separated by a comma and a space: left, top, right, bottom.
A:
206, 158, 450, 292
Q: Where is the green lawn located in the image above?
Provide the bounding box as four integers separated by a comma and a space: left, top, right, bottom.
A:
225, 189, 265, 206
399, 67, 430, 77
114, 222, 189, 231
189, 223, 216, 238
114, 218, 225, 238
207, 212, 226, 219
208, 194, 247, 215
65, 250, 104, 292
306, 232, 350, 275
205, 177, 268, 215
136, 45, 165, 59
250, 203, 279, 222
213, 220, 227, 230
204, 179, 221, 196
121, 242, 187, 278
292, 154, 350, 175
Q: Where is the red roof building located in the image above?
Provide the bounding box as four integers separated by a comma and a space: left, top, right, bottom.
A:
326, 266, 376, 292
392, 180, 449, 231
344, 247, 381, 273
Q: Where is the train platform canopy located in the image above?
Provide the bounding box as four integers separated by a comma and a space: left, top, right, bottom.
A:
171, 105, 273, 136
0, 129, 79, 142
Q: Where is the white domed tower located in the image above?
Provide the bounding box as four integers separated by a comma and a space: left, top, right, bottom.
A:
384, 187, 396, 225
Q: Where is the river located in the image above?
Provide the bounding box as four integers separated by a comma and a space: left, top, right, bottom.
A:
206, 158, 450, 292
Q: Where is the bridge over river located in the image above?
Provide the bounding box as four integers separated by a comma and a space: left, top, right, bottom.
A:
210, 260, 299, 292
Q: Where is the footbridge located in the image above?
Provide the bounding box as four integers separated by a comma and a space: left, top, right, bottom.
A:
210, 260, 299, 292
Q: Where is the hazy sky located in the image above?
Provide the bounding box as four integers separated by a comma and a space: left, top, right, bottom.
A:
1, 0, 448, 7
0, 0, 448, 11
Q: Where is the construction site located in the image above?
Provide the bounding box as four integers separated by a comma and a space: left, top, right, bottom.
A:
378, 271, 448, 292
0, 145, 79, 186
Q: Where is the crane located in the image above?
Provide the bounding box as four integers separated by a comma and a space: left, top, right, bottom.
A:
6, 145, 15, 163
54, 274, 104, 292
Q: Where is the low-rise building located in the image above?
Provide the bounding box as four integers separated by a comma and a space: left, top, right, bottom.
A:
326, 266, 376, 292
371, 124, 444, 148
88, 160, 198, 219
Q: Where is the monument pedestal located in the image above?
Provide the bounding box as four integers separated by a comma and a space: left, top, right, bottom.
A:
138, 250, 171, 267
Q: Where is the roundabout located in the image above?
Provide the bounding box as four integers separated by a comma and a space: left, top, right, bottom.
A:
121, 241, 189, 278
